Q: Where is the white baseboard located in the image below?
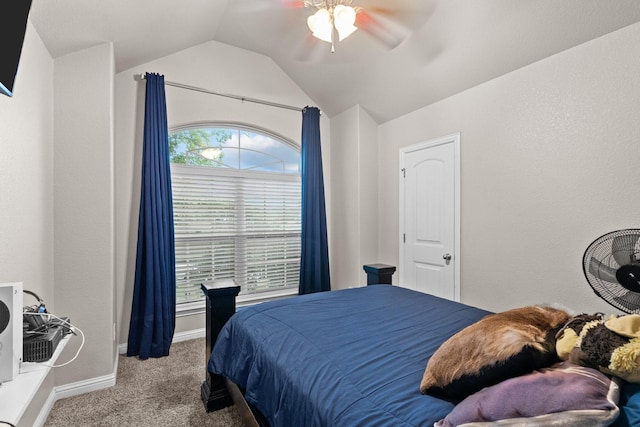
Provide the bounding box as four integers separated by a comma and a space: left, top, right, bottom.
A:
118, 327, 206, 354
173, 327, 206, 343
33, 372, 116, 427
54, 371, 117, 400
35, 345, 119, 426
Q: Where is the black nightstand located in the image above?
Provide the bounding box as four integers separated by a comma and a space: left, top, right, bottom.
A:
363, 264, 396, 285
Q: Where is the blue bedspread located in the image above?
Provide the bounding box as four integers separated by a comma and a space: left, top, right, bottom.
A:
208, 285, 491, 427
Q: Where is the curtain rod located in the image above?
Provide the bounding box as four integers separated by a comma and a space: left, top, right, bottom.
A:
134, 73, 317, 114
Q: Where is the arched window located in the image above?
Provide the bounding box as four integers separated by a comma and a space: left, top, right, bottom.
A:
169, 124, 301, 308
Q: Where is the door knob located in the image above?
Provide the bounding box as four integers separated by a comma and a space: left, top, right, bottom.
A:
442, 253, 452, 261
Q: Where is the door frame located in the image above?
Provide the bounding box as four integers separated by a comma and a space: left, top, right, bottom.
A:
399, 133, 461, 301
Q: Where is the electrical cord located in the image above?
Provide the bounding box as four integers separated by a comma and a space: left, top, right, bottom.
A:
22, 312, 85, 368
23, 289, 43, 304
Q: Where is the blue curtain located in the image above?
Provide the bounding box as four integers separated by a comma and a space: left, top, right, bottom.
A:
127, 73, 176, 359
299, 106, 331, 294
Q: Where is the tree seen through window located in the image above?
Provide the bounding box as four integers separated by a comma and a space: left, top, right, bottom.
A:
169, 125, 301, 305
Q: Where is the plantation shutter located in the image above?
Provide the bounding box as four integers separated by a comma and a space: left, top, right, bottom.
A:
171, 164, 301, 304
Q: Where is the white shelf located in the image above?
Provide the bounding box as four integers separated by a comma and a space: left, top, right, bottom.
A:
0, 334, 70, 425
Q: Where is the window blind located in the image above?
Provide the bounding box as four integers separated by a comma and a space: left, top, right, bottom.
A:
171, 164, 301, 304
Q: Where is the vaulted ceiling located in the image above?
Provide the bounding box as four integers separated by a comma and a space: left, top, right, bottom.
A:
29, 0, 640, 123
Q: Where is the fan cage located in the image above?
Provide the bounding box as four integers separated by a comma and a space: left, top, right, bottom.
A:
582, 229, 640, 314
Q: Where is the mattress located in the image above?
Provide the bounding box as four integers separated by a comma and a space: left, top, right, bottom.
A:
208, 285, 491, 427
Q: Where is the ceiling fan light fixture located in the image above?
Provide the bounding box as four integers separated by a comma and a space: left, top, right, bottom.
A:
307, 8, 333, 43
306, 1, 358, 50
333, 4, 357, 41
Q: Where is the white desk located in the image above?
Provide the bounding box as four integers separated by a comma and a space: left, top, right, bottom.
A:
0, 334, 70, 426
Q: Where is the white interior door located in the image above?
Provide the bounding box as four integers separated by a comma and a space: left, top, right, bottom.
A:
399, 134, 460, 301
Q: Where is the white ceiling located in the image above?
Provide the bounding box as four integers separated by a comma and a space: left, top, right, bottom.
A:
29, 0, 640, 123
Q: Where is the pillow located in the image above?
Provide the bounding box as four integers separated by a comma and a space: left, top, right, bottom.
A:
434, 361, 620, 427
420, 305, 570, 401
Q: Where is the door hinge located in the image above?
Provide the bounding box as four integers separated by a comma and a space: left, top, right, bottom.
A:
403, 233, 406, 243
401, 168, 406, 178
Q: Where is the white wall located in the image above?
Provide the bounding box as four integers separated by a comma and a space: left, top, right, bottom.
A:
357, 108, 380, 280
0, 22, 54, 308
330, 105, 379, 288
2, 19, 327, 422
115, 40, 331, 343
53, 43, 116, 384
0, 21, 55, 427
378, 22, 640, 314
0, 26, 117, 420
6, 15, 638, 419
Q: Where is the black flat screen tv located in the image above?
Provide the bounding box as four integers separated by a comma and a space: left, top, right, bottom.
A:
1, 0, 33, 97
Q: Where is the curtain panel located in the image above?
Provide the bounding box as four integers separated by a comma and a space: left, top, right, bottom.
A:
299, 106, 331, 294
127, 73, 176, 359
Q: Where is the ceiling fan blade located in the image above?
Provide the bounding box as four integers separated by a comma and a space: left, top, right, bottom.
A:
356, 8, 410, 49
292, 32, 328, 62
611, 232, 640, 266
588, 256, 619, 283
279, 0, 305, 8
362, 1, 435, 29
232, 0, 304, 14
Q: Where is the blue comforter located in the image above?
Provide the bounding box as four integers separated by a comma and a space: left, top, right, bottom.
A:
208, 285, 491, 427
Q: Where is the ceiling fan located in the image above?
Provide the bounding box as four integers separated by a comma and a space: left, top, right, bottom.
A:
277, 0, 427, 53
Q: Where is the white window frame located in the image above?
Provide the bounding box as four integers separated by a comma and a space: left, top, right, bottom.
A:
170, 122, 301, 315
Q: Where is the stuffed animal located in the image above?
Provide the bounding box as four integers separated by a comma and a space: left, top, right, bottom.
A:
556, 313, 640, 383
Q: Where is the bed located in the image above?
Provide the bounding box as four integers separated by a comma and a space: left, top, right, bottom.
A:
202, 283, 640, 427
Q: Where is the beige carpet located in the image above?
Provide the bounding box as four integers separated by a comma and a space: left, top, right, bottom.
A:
45, 338, 244, 427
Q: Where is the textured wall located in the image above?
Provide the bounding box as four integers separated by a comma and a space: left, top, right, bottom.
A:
114, 40, 330, 344
53, 43, 116, 384
378, 22, 640, 314
0, 21, 55, 426
0, 22, 54, 308
330, 105, 379, 289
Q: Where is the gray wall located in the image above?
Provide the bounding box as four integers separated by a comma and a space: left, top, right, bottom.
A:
377, 22, 640, 314
0, 21, 54, 316
53, 43, 116, 384
114, 40, 331, 345
3, 14, 640, 424
0, 22, 54, 425
330, 105, 379, 288
0, 23, 117, 423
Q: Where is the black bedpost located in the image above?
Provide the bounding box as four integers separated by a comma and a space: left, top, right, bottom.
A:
363, 264, 396, 285
200, 282, 241, 412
